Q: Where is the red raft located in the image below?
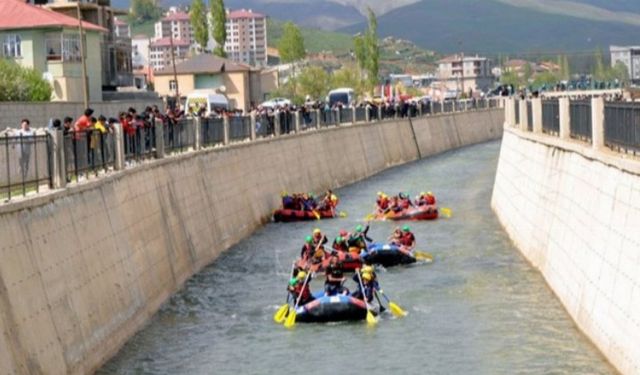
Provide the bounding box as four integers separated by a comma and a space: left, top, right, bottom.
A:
295, 251, 363, 273
375, 205, 438, 221
273, 209, 335, 222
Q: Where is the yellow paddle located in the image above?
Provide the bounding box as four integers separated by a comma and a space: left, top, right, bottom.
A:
378, 290, 407, 317
440, 207, 452, 218
274, 262, 296, 323
355, 269, 378, 326
312, 210, 321, 220
339, 211, 348, 218
413, 250, 434, 263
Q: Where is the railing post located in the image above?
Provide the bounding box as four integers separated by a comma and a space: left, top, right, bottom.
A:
193, 117, 201, 150
250, 112, 257, 140
505, 97, 516, 127
377, 105, 383, 121
223, 116, 230, 145
274, 111, 281, 136
314, 109, 320, 128
440, 101, 445, 113
591, 97, 605, 151
519, 100, 528, 131
365, 105, 371, 122
294, 111, 301, 133
113, 122, 124, 170
559, 97, 571, 140
352, 107, 357, 124
335, 108, 341, 125
531, 98, 543, 133
48, 129, 66, 189
418, 103, 423, 117
155, 118, 165, 159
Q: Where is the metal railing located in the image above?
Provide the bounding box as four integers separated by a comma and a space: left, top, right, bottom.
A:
65, 130, 116, 181
340, 108, 353, 124
604, 102, 640, 154
202, 117, 225, 146
569, 101, 592, 142
319, 109, 337, 127
123, 121, 156, 162
278, 111, 295, 134
300, 109, 317, 130
255, 114, 275, 138
355, 107, 367, 122
542, 100, 560, 135
164, 118, 194, 154
1, 133, 52, 200
229, 116, 251, 142
526, 101, 533, 131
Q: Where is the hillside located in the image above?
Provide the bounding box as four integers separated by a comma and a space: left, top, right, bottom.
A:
268, 19, 354, 54
342, 0, 640, 54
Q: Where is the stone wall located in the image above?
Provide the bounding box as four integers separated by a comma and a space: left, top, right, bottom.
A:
0, 108, 503, 374
492, 128, 640, 375
0, 100, 163, 131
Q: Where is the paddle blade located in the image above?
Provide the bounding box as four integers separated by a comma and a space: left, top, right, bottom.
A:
366, 310, 378, 326
313, 211, 321, 220
389, 302, 408, 317
440, 207, 452, 218
363, 213, 374, 221
284, 310, 297, 328
339, 211, 348, 218
413, 251, 434, 263
274, 304, 289, 324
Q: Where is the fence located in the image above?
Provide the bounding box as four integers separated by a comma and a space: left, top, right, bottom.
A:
0, 99, 502, 203
1, 132, 52, 200
526, 101, 533, 131
604, 103, 640, 154
569, 101, 592, 142
542, 100, 560, 135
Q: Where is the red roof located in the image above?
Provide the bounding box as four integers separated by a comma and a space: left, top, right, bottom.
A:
163, 11, 190, 21
150, 37, 190, 47
0, 0, 106, 32
227, 9, 265, 19
114, 18, 128, 27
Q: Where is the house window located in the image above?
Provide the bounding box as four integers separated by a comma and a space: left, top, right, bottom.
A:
45, 33, 81, 62
169, 80, 177, 91
2, 34, 22, 58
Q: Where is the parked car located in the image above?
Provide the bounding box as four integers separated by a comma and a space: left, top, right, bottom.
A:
260, 97, 291, 108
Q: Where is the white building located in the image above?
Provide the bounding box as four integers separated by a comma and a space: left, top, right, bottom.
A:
132, 35, 150, 69
149, 37, 190, 71
610, 45, 640, 84
114, 17, 130, 38
437, 54, 494, 93
154, 7, 193, 44
224, 9, 267, 67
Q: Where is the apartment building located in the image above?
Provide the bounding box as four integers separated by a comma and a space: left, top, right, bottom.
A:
154, 8, 193, 45
149, 37, 190, 71
224, 9, 267, 67
610, 45, 640, 84
437, 54, 494, 93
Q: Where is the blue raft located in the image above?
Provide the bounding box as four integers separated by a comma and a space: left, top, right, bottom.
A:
362, 243, 417, 267
294, 292, 370, 323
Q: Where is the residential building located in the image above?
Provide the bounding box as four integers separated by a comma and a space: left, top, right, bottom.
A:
610, 45, 640, 84
132, 34, 150, 69
224, 9, 267, 67
149, 37, 190, 71
154, 53, 278, 112
0, 0, 105, 101
503, 59, 531, 77
113, 17, 130, 38
154, 8, 193, 45
437, 54, 494, 93
42, 0, 133, 88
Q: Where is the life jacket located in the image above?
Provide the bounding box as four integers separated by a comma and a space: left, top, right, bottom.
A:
300, 244, 313, 260
400, 232, 415, 247
426, 195, 436, 205
377, 197, 389, 209
400, 198, 411, 209
282, 196, 294, 209
293, 283, 311, 302
333, 241, 348, 252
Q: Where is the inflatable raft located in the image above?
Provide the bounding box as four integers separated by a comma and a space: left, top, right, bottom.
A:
374, 205, 438, 221
362, 243, 417, 267
273, 208, 335, 222
295, 251, 363, 273
295, 292, 372, 323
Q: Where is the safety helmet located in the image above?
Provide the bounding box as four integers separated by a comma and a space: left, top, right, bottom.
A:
362, 265, 374, 274
402, 225, 410, 232
313, 228, 321, 235
308, 193, 314, 198
427, 191, 433, 196
336, 236, 344, 243
377, 191, 384, 196
281, 191, 288, 197
420, 191, 426, 196
289, 277, 298, 286
305, 235, 313, 244
297, 271, 307, 280
362, 272, 373, 281
355, 224, 363, 232
339, 229, 348, 237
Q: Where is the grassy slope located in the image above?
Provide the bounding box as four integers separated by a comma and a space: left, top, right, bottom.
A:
130, 19, 156, 38
268, 19, 355, 54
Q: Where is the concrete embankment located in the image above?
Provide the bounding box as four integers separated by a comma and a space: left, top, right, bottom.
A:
492, 128, 640, 375
0, 108, 503, 374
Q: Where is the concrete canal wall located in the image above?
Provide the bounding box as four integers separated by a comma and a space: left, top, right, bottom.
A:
492, 128, 640, 375
0, 108, 503, 374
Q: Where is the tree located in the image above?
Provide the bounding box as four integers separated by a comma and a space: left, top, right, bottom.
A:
500, 71, 522, 88
0, 59, 51, 101
129, 0, 162, 25
190, 0, 208, 52
610, 61, 630, 85
278, 22, 305, 63
560, 55, 570, 81
593, 48, 607, 81
210, 0, 227, 57
297, 66, 330, 100
523, 62, 533, 83
332, 66, 363, 96
364, 7, 379, 90
353, 35, 366, 77
532, 71, 558, 88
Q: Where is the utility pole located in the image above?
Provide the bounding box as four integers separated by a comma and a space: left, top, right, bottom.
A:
77, 2, 89, 108
169, 33, 180, 109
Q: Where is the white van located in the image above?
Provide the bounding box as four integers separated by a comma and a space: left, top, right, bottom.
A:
185, 90, 230, 117
327, 88, 355, 107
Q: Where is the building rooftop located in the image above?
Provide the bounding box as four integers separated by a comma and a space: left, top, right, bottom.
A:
150, 37, 191, 47
438, 54, 488, 64
114, 17, 128, 26
155, 53, 251, 75
227, 9, 266, 20
163, 11, 190, 22
0, 0, 106, 32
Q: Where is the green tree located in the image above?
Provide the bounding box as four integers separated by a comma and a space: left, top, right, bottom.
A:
278, 22, 306, 63
364, 7, 379, 90
532, 71, 558, 88
0, 59, 51, 101
129, 0, 162, 24
332, 66, 363, 96
500, 71, 522, 88
610, 61, 630, 84
190, 0, 208, 52
523, 62, 533, 83
297, 66, 330, 100
210, 0, 227, 57
560, 55, 570, 81
353, 35, 366, 76
593, 48, 607, 81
